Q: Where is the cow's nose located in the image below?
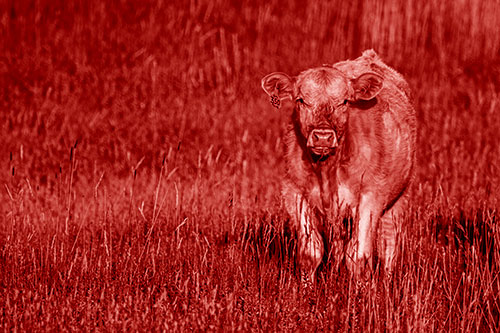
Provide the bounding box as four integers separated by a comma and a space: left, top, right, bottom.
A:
311, 129, 337, 147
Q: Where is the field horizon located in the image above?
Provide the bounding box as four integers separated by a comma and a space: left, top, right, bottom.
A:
1, 0, 499, 331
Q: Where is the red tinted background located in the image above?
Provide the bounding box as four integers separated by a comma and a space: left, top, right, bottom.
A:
1, 1, 499, 330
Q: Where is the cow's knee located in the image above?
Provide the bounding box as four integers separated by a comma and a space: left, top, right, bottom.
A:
298, 230, 323, 279
346, 237, 372, 275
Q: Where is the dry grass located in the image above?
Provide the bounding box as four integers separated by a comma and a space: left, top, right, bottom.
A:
1, 0, 499, 331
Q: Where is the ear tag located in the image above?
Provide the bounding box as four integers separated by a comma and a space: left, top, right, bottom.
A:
270, 90, 281, 109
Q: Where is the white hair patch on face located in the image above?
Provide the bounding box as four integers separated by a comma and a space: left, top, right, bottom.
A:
296, 68, 350, 105
298, 78, 321, 100
304, 78, 320, 89
325, 76, 349, 99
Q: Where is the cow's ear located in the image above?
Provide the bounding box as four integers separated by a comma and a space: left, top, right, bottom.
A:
261, 72, 294, 107
350, 72, 383, 101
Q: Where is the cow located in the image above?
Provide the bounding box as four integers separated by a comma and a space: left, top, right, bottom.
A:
261, 50, 416, 279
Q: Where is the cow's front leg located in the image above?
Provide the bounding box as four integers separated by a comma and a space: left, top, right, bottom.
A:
286, 192, 324, 280
347, 192, 381, 274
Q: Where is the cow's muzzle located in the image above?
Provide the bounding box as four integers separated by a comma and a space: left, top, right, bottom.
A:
307, 128, 338, 156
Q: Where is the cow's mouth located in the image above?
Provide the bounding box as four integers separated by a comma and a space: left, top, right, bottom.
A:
310, 147, 333, 156
309, 146, 335, 161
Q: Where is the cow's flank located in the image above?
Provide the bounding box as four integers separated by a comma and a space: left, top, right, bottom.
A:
261, 50, 416, 279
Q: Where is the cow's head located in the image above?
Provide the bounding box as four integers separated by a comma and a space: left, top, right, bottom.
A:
261, 67, 383, 160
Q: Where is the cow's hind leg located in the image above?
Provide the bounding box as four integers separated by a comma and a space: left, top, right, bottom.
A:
378, 193, 408, 271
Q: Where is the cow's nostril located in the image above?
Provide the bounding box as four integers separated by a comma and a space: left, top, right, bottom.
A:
311, 129, 336, 147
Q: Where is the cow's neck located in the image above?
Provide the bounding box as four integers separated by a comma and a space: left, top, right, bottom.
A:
311, 152, 342, 212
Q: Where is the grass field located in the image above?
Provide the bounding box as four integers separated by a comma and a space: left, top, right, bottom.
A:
1, 0, 500, 331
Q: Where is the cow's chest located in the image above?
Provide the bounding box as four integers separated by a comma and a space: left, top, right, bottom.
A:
308, 170, 359, 217
336, 182, 357, 214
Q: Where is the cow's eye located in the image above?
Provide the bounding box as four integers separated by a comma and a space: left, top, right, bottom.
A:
296, 98, 304, 104
343, 99, 348, 105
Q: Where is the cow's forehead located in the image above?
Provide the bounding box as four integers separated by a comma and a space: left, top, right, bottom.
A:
296, 68, 349, 102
